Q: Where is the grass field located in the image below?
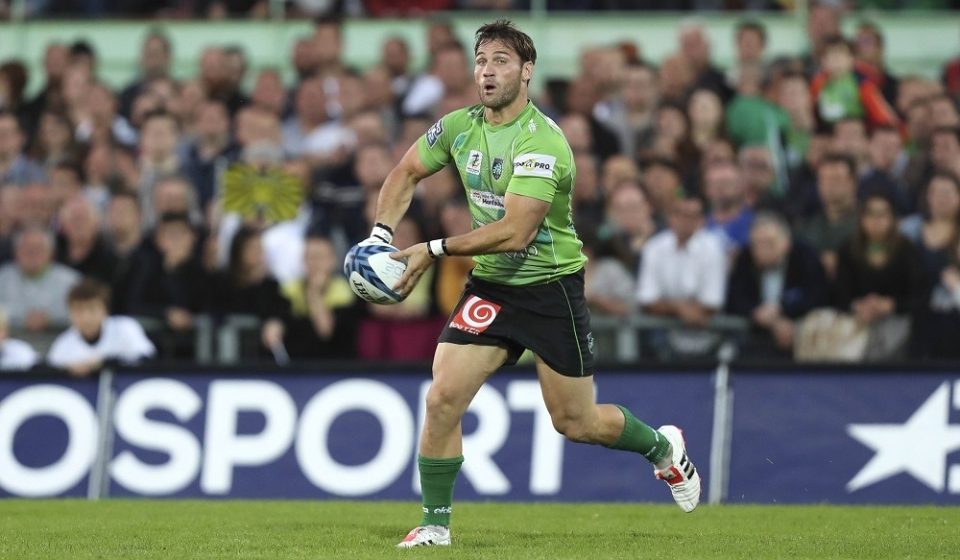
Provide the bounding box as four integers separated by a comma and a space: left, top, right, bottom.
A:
0, 500, 957, 559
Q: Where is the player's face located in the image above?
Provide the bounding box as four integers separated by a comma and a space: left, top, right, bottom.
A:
474, 40, 530, 111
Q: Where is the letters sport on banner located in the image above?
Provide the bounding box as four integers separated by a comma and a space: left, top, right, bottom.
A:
0, 371, 714, 500
728, 371, 960, 505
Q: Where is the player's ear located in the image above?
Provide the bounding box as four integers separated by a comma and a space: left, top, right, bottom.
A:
522, 61, 533, 83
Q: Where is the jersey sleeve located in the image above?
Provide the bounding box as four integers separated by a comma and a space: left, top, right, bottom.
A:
415, 109, 470, 174
506, 131, 570, 204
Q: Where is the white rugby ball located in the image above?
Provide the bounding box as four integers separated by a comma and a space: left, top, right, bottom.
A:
343, 243, 407, 304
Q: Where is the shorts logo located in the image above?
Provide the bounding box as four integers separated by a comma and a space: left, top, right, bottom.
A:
467, 150, 483, 175
426, 119, 444, 147
450, 295, 501, 334
492, 157, 504, 180
513, 153, 556, 178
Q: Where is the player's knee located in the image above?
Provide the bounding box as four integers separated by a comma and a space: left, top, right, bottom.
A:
424, 382, 464, 420
552, 415, 592, 443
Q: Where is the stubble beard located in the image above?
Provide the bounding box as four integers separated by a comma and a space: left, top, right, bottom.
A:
480, 78, 522, 111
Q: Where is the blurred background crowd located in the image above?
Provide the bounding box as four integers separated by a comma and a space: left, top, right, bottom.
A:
1, 1, 960, 372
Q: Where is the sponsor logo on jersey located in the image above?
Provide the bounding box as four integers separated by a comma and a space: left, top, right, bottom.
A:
469, 190, 504, 210
492, 157, 504, 180
450, 295, 501, 335
467, 150, 483, 175
426, 119, 444, 147
513, 153, 556, 178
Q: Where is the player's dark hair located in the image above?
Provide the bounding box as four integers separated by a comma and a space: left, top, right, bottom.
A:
68, 277, 111, 306
474, 19, 537, 65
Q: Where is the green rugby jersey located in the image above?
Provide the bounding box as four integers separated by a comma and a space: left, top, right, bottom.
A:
416, 101, 587, 286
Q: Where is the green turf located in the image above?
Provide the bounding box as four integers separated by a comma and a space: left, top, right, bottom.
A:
0, 500, 957, 559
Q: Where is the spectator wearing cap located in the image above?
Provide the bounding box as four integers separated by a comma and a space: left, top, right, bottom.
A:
47, 277, 155, 376
726, 212, 828, 357
0, 305, 38, 371
0, 226, 80, 332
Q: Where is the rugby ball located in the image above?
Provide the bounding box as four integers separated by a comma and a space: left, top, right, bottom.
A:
343, 243, 407, 304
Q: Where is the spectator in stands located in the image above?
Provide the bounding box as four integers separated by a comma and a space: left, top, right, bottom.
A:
105, 191, 142, 313
728, 20, 767, 91
859, 125, 910, 214
0, 111, 44, 186
146, 175, 203, 230
48, 161, 84, 212
381, 36, 413, 104
638, 194, 727, 358
0, 226, 80, 331
776, 72, 815, 169
181, 100, 236, 213
811, 36, 900, 129
433, 44, 477, 116
0, 61, 27, 115
126, 212, 207, 355
56, 195, 117, 284
803, 1, 842, 77
208, 226, 289, 357
832, 117, 869, 176
641, 156, 683, 228
658, 53, 694, 106
119, 30, 172, 120
854, 21, 899, 108
929, 126, 960, 181
282, 234, 360, 360
358, 217, 442, 361
599, 154, 641, 199
564, 79, 621, 161
558, 113, 593, 155
30, 110, 81, 169
249, 68, 286, 118
283, 77, 348, 164
597, 62, 658, 160
22, 43, 69, 133
737, 144, 783, 211
648, 102, 698, 177
796, 154, 859, 278
677, 20, 732, 102
137, 110, 187, 221
47, 278, 155, 376
834, 193, 923, 357
704, 160, 754, 254
594, 179, 654, 284
83, 140, 138, 198
688, 88, 724, 154
0, 305, 38, 371
75, 82, 136, 148
0, 186, 20, 260
923, 235, 960, 359
572, 151, 604, 234
726, 212, 828, 357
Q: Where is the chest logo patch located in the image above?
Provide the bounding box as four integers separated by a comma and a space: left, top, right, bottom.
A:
467, 150, 483, 175
514, 153, 556, 178
492, 157, 504, 180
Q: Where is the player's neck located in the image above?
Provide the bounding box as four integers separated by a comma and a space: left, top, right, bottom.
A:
484, 95, 530, 127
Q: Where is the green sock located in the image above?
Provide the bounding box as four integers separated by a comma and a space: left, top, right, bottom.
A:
606, 405, 671, 464
419, 455, 463, 527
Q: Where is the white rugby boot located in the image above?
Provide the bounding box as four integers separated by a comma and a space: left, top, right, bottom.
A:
654, 425, 701, 513
396, 525, 451, 548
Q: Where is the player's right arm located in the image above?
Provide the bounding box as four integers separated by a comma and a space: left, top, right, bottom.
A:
373, 144, 433, 233
368, 111, 463, 244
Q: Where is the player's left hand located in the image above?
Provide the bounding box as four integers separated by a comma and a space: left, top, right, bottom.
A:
391, 242, 434, 297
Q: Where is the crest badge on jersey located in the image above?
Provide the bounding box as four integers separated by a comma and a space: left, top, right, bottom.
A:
426, 119, 443, 147
467, 150, 483, 175
450, 295, 501, 335
492, 157, 504, 180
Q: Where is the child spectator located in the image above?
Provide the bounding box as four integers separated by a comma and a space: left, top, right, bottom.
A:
47, 278, 155, 376
811, 36, 899, 130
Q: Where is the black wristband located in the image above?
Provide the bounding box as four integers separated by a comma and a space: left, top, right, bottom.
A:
374, 222, 394, 236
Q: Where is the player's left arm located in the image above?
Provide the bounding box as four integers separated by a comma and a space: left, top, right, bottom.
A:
390, 193, 549, 296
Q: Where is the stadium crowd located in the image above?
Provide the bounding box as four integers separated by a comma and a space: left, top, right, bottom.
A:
1, 3, 960, 371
